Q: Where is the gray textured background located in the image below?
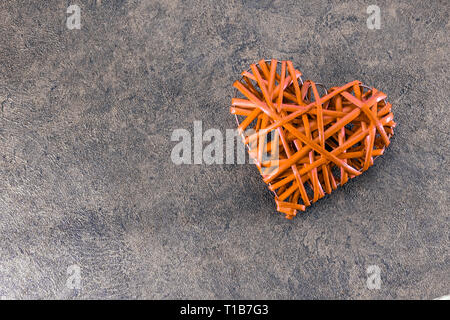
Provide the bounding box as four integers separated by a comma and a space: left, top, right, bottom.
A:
0, 0, 448, 299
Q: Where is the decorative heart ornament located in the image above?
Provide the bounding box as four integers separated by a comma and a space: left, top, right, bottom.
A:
230, 60, 396, 219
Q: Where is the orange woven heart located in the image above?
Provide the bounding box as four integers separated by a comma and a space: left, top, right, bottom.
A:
230, 59, 396, 219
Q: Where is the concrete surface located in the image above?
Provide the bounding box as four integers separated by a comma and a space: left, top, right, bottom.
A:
0, 0, 448, 299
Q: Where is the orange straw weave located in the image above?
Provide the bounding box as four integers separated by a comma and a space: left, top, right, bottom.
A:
230, 59, 396, 219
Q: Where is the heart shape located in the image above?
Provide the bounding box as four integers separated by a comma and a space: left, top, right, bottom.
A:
230, 59, 396, 219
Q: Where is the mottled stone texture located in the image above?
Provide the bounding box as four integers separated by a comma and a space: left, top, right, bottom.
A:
0, 0, 448, 299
